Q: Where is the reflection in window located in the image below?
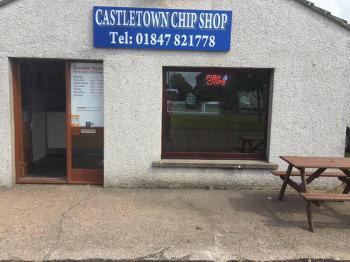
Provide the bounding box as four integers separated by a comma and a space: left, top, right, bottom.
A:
163, 68, 272, 159
72, 134, 103, 169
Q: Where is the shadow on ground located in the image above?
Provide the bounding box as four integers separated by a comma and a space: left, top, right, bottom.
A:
229, 191, 350, 231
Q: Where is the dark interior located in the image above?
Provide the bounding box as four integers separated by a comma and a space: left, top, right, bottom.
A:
20, 60, 66, 179
163, 67, 272, 160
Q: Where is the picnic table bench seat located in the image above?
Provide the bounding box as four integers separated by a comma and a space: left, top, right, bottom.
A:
273, 170, 350, 195
272, 170, 347, 178
301, 192, 350, 201
301, 192, 350, 232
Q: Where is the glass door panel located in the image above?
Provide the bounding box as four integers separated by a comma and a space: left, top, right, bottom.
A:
67, 62, 104, 185
72, 128, 103, 169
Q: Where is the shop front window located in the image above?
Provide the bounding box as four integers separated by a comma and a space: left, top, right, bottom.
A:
162, 67, 272, 160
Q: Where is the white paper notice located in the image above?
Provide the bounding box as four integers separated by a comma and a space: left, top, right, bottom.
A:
71, 63, 104, 127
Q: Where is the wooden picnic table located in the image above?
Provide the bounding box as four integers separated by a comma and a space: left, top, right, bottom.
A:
278, 156, 350, 200
274, 156, 350, 232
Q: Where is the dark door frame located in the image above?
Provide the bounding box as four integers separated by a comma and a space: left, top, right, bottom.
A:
12, 58, 103, 185
10, 58, 104, 185
12, 59, 67, 184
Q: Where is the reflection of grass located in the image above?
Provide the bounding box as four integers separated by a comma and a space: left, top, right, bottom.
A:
170, 113, 264, 132
345, 152, 350, 158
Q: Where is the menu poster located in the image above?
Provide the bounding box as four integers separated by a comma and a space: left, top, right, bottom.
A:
71, 63, 104, 127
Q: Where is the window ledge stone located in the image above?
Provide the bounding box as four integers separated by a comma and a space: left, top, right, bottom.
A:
152, 159, 278, 170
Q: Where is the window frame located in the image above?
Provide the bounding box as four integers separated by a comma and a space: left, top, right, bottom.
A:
161, 66, 272, 161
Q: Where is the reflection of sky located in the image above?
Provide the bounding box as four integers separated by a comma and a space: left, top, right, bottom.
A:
174, 72, 201, 89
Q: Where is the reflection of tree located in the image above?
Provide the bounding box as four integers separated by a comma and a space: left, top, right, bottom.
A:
169, 73, 194, 100
235, 72, 270, 122
195, 72, 239, 113
167, 71, 270, 119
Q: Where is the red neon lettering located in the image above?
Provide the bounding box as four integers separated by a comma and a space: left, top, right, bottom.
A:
206, 74, 227, 86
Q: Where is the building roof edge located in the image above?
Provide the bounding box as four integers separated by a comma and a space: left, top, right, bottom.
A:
0, 0, 349, 32
292, 0, 350, 31
0, 0, 18, 8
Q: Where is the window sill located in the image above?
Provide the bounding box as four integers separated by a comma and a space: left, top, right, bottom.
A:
152, 159, 278, 170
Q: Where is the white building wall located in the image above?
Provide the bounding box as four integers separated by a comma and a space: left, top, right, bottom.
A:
0, 58, 14, 187
0, 0, 349, 188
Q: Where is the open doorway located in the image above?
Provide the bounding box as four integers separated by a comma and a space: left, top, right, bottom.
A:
13, 59, 104, 184
17, 60, 67, 180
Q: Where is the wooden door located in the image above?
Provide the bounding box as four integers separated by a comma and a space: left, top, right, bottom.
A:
13, 61, 33, 178
65, 61, 104, 185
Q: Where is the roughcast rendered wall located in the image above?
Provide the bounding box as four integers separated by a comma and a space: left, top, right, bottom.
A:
0, 58, 13, 186
0, 0, 349, 188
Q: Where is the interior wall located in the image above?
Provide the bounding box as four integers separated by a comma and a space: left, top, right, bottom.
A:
28, 61, 66, 161
47, 112, 66, 149
31, 111, 46, 161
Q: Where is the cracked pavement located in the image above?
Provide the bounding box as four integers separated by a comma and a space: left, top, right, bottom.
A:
0, 185, 349, 261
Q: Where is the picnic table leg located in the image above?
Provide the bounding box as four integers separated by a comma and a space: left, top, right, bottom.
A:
278, 164, 293, 201
343, 182, 350, 194
300, 168, 307, 192
340, 169, 350, 194
306, 168, 326, 184
299, 167, 321, 207
305, 200, 314, 232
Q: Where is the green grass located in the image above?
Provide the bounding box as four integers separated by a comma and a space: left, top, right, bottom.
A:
170, 114, 265, 132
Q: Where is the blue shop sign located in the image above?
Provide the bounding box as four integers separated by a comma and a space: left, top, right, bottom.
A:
93, 6, 232, 52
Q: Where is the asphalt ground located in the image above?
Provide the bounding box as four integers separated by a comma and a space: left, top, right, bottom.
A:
0, 185, 349, 261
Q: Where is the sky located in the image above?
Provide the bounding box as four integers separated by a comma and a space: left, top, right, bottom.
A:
311, 0, 350, 22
